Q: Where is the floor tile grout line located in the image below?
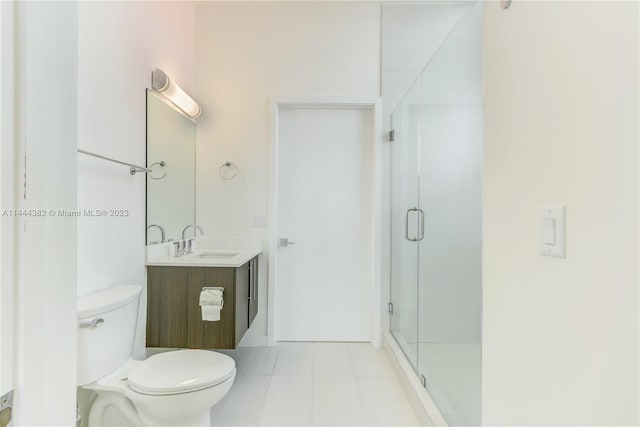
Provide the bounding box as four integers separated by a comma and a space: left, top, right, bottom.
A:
266, 346, 279, 376
256, 374, 273, 427
348, 344, 369, 426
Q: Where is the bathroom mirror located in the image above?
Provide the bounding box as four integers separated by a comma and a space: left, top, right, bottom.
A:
146, 89, 196, 244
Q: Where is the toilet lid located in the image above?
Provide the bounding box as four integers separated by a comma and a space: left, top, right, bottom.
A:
128, 350, 235, 395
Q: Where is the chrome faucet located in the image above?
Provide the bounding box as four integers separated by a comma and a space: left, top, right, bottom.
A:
172, 239, 196, 257
146, 224, 166, 243
185, 238, 195, 254
181, 224, 204, 240
173, 240, 186, 257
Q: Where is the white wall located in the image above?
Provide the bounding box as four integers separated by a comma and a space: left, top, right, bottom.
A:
77, 1, 195, 357
195, 2, 381, 342
483, 1, 639, 425
0, 0, 15, 401
13, 2, 78, 424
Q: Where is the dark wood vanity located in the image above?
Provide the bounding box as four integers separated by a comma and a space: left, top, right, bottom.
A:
146, 256, 258, 349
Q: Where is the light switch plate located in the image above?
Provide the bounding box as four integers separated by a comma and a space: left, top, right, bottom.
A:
539, 206, 565, 258
251, 213, 266, 228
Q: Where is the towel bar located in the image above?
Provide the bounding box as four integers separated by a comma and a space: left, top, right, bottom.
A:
77, 148, 152, 175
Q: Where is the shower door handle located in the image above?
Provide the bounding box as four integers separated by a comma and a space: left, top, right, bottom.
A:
405, 208, 419, 242
418, 208, 425, 241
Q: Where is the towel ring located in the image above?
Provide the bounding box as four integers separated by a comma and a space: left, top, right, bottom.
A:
149, 161, 167, 180
219, 161, 238, 180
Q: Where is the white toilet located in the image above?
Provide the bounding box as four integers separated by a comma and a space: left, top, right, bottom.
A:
77, 284, 236, 427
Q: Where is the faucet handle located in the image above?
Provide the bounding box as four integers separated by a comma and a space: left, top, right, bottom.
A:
186, 238, 195, 254
173, 241, 184, 257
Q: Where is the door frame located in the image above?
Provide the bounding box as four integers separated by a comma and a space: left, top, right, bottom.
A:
268, 97, 383, 347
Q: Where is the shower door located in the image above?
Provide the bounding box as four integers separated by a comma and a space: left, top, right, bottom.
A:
389, 2, 483, 426
390, 82, 421, 370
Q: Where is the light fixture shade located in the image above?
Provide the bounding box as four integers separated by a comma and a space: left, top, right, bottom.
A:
151, 68, 201, 119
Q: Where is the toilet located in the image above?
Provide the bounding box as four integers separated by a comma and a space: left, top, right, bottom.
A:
77, 284, 236, 427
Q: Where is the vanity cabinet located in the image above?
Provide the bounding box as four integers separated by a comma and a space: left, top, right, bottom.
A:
146, 257, 258, 349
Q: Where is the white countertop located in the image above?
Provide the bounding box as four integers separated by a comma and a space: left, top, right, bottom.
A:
146, 238, 262, 268
146, 249, 260, 268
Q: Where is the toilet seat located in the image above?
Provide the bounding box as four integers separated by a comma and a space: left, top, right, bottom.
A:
128, 350, 235, 396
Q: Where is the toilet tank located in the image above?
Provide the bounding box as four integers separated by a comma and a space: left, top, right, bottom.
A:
77, 284, 142, 386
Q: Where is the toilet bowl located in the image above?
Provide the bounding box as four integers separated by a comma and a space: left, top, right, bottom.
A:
77, 285, 236, 426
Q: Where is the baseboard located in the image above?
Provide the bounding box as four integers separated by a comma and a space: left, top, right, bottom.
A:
383, 332, 449, 427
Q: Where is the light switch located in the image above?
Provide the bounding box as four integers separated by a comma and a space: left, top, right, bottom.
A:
251, 213, 266, 228
539, 206, 565, 258
542, 218, 556, 245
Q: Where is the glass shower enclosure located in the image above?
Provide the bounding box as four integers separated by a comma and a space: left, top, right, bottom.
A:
389, 3, 483, 426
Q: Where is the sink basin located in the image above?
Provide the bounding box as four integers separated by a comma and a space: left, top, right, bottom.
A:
192, 251, 239, 260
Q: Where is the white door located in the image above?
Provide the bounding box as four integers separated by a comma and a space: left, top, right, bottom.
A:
276, 106, 373, 342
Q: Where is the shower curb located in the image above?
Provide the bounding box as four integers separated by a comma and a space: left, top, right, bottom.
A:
383, 332, 449, 427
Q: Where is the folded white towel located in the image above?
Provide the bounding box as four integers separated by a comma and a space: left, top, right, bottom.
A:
199, 289, 223, 307
200, 289, 224, 322
201, 306, 221, 321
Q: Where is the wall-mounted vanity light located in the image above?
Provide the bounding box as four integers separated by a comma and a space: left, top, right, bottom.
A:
151, 68, 201, 119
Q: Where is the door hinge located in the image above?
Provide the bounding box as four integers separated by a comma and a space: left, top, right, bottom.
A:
420, 374, 427, 388
388, 302, 394, 315
388, 130, 395, 142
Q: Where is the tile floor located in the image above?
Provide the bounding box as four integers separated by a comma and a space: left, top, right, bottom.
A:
212, 342, 421, 426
